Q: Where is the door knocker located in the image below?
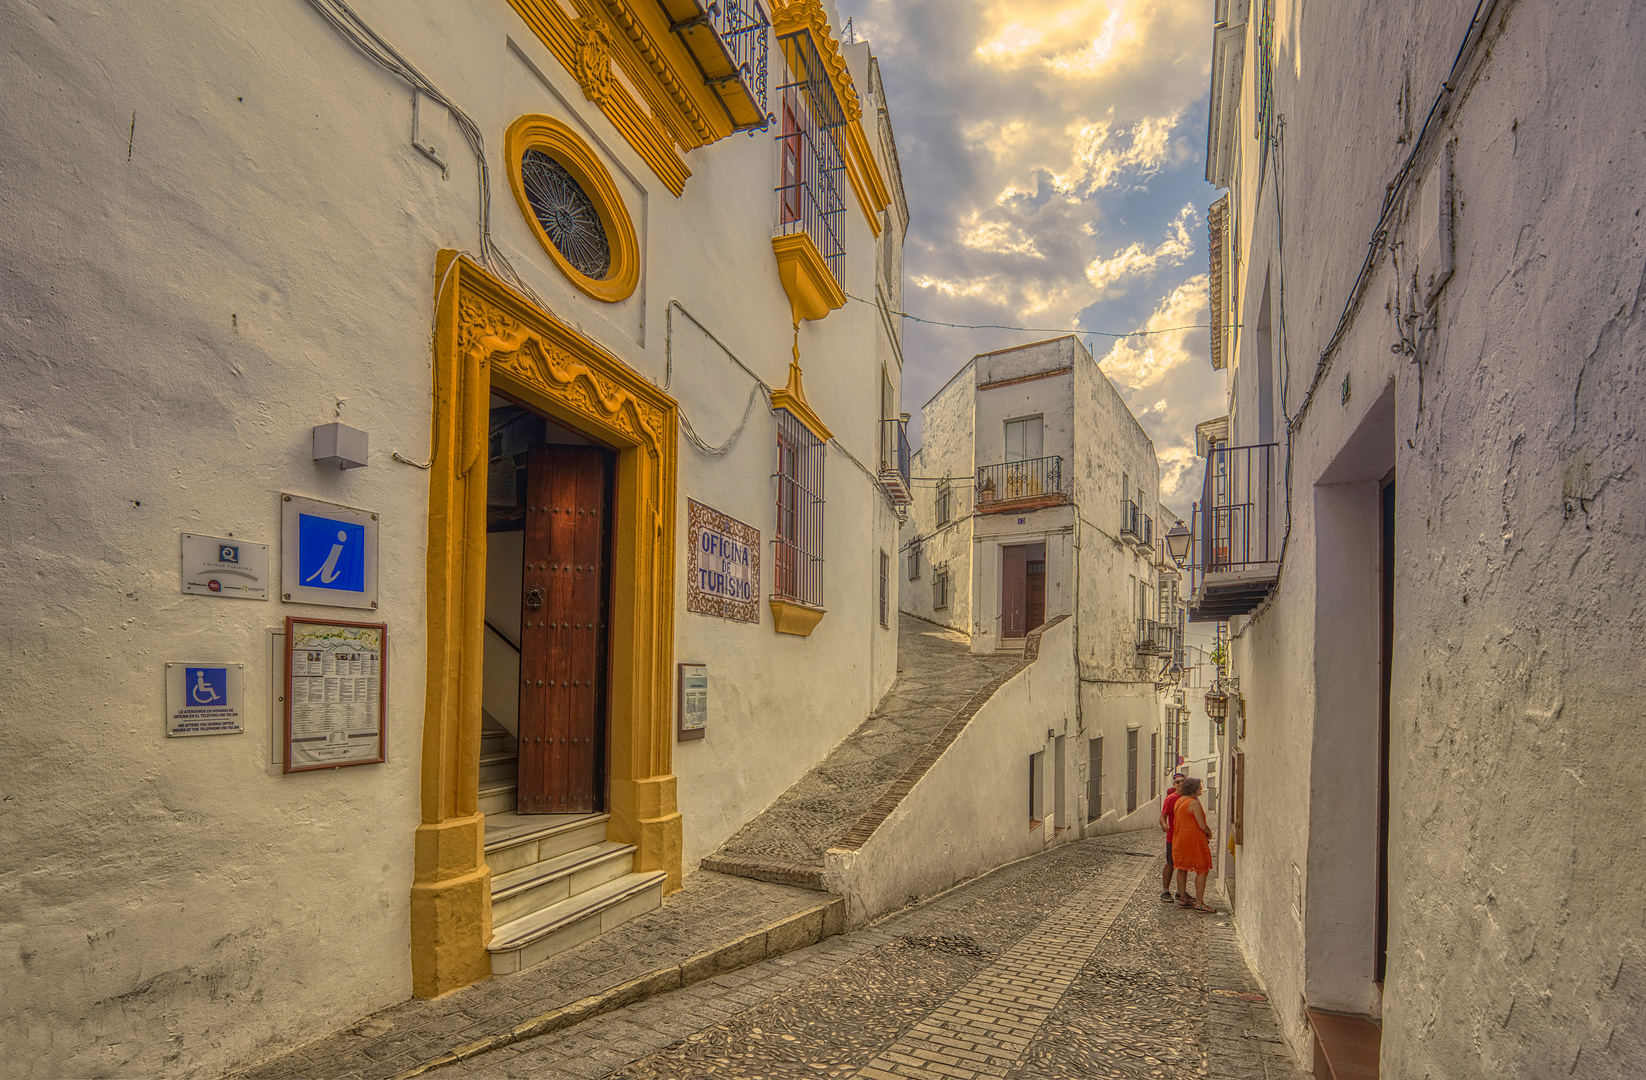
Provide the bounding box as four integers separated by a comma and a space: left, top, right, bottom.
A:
525, 585, 545, 610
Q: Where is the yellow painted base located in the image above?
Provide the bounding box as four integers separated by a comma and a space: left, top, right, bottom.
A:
772, 233, 846, 324
609, 774, 684, 894
770, 598, 827, 636
410, 814, 492, 998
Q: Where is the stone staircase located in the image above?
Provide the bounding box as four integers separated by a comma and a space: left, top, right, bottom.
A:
479, 718, 666, 975
700, 615, 1028, 890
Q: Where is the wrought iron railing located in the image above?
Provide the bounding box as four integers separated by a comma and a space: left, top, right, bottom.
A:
1137, 617, 1175, 657
1121, 499, 1142, 540
773, 408, 826, 607
775, 29, 846, 287
1189, 442, 1281, 600
975, 455, 1065, 508
712, 0, 769, 117
664, 0, 770, 129
879, 417, 911, 495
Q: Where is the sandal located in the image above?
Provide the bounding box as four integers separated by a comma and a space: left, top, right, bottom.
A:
1179, 898, 1196, 908
1160, 891, 1175, 902
1191, 903, 1218, 913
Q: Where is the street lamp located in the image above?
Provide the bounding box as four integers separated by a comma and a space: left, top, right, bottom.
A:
1165, 518, 1192, 565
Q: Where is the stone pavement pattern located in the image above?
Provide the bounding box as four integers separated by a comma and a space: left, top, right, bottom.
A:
435, 833, 1308, 1080
236, 871, 836, 1080
703, 614, 1024, 887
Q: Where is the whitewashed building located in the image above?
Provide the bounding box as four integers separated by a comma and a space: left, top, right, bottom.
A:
1194, 0, 1646, 1074
0, 0, 907, 1075
900, 336, 1174, 838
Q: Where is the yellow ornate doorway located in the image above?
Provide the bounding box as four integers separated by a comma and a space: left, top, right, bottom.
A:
411, 252, 681, 998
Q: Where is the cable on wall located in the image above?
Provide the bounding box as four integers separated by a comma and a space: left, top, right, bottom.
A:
301, 0, 543, 309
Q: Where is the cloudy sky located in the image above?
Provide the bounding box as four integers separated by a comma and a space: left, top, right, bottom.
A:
841, 0, 1224, 513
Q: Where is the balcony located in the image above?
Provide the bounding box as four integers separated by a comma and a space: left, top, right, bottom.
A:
975, 455, 1067, 514
1134, 511, 1155, 553
1136, 617, 1175, 658
878, 417, 911, 505
1120, 499, 1142, 543
1188, 442, 1282, 620
657, 0, 771, 132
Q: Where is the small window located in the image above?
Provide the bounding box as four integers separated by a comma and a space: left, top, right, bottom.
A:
1126, 729, 1139, 814
1087, 737, 1103, 821
774, 410, 825, 607
933, 565, 950, 610
1004, 416, 1044, 462
1030, 751, 1045, 826
908, 537, 922, 580
879, 550, 889, 628
936, 482, 951, 526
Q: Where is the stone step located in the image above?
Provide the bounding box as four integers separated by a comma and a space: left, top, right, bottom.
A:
480, 751, 518, 785
488, 871, 667, 975
484, 812, 610, 874
490, 841, 637, 926
479, 780, 517, 816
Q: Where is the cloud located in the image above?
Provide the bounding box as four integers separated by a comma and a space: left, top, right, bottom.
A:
1084, 204, 1196, 299
842, 0, 1220, 495
1098, 273, 1208, 389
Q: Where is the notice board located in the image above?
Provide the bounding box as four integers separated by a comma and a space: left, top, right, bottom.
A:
283, 616, 387, 772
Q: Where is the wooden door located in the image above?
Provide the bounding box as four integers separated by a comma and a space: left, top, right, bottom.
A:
1025, 545, 1046, 633
517, 447, 610, 814
1001, 545, 1027, 638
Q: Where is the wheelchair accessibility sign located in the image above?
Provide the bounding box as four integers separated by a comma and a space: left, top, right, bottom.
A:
281, 494, 379, 610
165, 662, 245, 737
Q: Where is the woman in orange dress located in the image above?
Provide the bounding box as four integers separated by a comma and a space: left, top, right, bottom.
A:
1172, 777, 1217, 912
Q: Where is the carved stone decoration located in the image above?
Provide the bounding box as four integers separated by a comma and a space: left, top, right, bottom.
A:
457, 294, 666, 462
769, 0, 862, 123
575, 15, 615, 105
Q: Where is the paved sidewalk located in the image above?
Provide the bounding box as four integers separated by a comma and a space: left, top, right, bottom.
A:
429, 832, 1307, 1079
702, 613, 1026, 888
234, 872, 842, 1080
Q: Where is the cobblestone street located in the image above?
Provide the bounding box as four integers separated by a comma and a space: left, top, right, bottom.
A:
434, 833, 1305, 1080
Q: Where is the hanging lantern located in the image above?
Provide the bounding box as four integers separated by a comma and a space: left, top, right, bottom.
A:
1205, 688, 1229, 733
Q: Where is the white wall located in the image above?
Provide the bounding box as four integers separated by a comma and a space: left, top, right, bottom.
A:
0, 0, 905, 1073
1210, 0, 1646, 1073
824, 617, 1078, 924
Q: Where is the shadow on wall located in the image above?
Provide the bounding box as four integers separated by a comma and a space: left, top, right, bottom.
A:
823, 617, 1081, 926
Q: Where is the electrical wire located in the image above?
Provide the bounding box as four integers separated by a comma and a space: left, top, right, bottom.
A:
845, 293, 1213, 338
301, 0, 542, 308
1231, 0, 1499, 634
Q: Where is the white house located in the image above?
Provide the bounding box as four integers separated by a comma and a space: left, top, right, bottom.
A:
900, 335, 1174, 838
0, 0, 907, 1075
1193, 0, 1646, 1074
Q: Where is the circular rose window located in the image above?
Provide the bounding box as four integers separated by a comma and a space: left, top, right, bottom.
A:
505, 115, 639, 304
520, 149, 612, 280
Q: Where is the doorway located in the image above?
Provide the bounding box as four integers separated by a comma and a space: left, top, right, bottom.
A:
485, 399, 615, 815
1375, 473, 1394, 983
1001, 542, 1046, 639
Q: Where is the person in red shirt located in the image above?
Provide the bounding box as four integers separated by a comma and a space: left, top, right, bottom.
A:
1160, 772, 1187, 901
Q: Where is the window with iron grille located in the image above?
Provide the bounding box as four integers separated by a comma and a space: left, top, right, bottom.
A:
879, 550, 889, 627
907, 537, 922, 580
933, 564, 950, 609
936, 482, 951, 525
773, 409, 825, 608
1150, 733, 1158, 799
1088, 737, 1103, 821
774, 30, 846, 286
1126, 729, 1139, 814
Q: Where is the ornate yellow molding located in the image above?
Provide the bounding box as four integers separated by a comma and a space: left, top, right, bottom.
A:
769, 359, 832, 443
769, 0, 892, 234
770, 597, 826, 636
772, 232, 846, 325
506, 114, 641, 303
413, 251, 681, 998
509, 0, 773, 196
